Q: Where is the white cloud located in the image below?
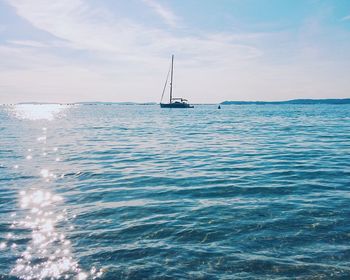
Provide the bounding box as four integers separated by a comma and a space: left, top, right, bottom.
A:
7, 0, 131, 53
142, 0, 179, 28
5, 0, 261, 65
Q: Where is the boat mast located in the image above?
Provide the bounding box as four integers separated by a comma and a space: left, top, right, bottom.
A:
170, 54, 174, 103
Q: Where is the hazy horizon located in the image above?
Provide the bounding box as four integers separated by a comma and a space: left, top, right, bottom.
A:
1, 0, 350, 103
1, 97, 350, 106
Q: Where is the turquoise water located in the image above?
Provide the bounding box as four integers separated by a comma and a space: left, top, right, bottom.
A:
0, 104, 350, 279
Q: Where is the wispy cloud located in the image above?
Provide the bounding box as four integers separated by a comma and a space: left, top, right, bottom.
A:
6, 0, 261, 64
142, 0, 180, 28
1, 0, 349, 103
8, 40, 48, 48
341, 14, 350, 21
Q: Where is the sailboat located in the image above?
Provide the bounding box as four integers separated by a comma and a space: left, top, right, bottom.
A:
160, 55, 194, 108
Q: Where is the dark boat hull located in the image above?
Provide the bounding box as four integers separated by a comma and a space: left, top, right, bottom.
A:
160, 103, 194, 108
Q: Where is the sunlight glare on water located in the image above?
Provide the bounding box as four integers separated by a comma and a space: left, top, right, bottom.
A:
2, 107, 103, 280
11, 189, 77, 279
5, 104, 73, 121
10, 186, 102, 279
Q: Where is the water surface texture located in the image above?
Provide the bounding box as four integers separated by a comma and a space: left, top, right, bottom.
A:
0, 104, 350, 279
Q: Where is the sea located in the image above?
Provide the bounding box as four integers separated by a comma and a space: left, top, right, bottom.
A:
0, 103, 349, 279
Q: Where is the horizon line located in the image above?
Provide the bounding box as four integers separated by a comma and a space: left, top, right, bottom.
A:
0, 97, 349, 106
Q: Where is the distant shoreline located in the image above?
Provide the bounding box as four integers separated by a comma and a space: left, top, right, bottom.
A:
221, 98, 350, 105
1, 98, 350, 106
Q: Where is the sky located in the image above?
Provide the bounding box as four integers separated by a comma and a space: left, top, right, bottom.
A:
0, 0, 350, 103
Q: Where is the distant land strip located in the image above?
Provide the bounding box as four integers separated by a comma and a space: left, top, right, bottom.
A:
1, 98, 349, 106
221, 98, 350, 105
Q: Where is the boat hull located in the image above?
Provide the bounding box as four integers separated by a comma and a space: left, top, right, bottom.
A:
160, 103, 194, 108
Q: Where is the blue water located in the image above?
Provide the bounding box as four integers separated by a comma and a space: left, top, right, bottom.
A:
0, 104, 350, 279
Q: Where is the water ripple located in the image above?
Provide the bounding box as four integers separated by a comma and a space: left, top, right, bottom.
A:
0, 104, 350, 279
